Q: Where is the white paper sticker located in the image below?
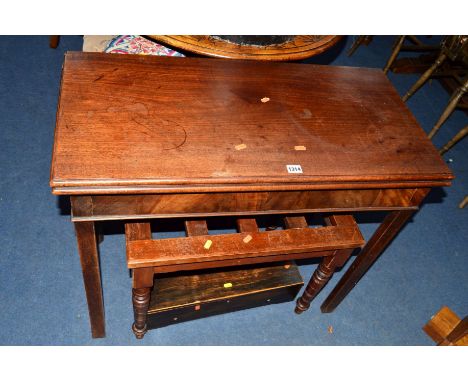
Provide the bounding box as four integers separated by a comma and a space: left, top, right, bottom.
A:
287, 165, 303, 174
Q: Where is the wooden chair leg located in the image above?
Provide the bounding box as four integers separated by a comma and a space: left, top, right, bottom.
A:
49, 35, 60, 49
402, 52, 447, 102
429, 80, 468, 139
459, 195, 468, 209
439, 125, 468, 154
383, 35, 405, 74
347, 35, 372, 57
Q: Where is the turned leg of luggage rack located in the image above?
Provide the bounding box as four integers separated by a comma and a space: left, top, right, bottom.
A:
126, 222, 153, 339
295, 248, 354, 314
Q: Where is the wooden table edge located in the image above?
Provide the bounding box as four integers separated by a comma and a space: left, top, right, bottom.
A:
51, 180, 452, 196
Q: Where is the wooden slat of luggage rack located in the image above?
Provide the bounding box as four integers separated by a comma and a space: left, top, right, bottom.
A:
127, 216, 364, 270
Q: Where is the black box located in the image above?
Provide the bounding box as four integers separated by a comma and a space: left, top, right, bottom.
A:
146, 261, 304, 330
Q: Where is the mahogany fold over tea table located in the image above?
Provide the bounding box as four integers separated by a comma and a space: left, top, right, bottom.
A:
50, 52, 453, 338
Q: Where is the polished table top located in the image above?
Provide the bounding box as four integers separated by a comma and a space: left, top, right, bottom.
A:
50, 52, 452, 195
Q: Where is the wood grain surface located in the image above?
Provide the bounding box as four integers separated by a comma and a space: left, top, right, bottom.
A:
149, 263, 303, 312
127, 225, 364, 268
146, 262, 303, 330
50, 52, 452, 195
69, 188, 426, 222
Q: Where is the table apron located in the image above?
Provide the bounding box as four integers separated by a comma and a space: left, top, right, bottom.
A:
70, 188, 427, 222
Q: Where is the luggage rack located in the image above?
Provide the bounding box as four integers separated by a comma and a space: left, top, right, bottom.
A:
125, 214, 365, 338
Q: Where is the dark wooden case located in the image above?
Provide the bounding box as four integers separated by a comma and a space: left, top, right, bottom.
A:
146, 261, 303, 330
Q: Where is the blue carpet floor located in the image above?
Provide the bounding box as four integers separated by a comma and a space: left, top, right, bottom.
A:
0, 36, 466, 345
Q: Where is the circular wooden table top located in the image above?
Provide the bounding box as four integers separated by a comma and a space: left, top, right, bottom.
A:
148, 35, 341, 61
